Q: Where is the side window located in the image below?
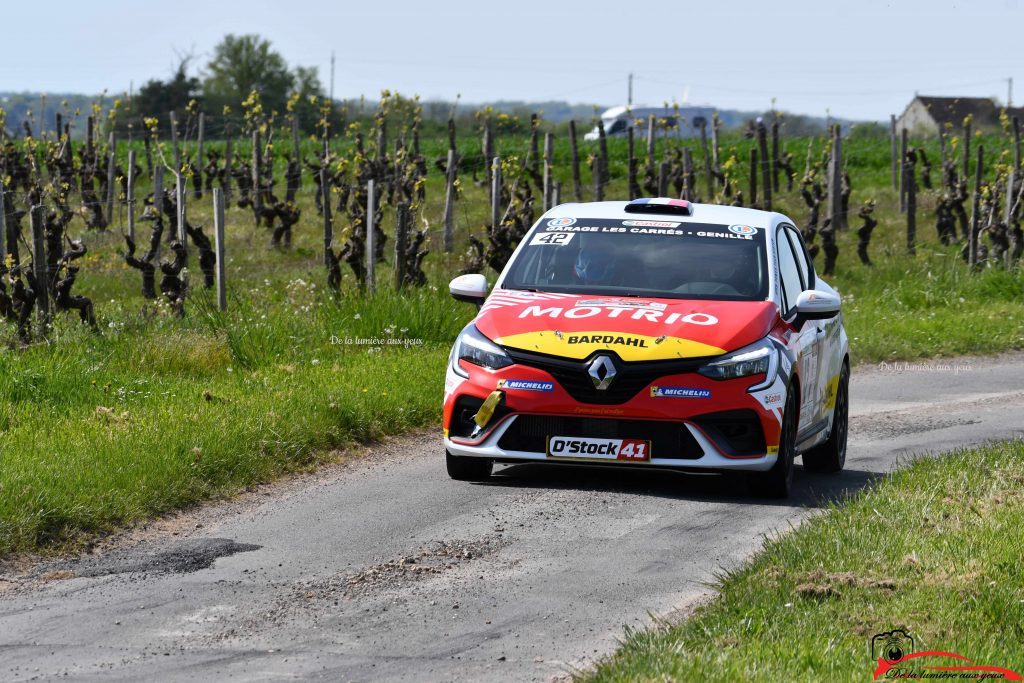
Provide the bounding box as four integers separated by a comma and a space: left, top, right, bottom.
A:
784, 226, 812, 290
776, 227, 804, 316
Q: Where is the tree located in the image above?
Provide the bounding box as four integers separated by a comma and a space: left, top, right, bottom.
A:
133, 56, 201, 120
289, 65, 326, 133
203, 34, 294, 117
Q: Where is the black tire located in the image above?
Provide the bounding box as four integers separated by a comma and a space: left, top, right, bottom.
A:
445, 450, 492, 481
748, 387, 798, 498
802, 363, 849, 473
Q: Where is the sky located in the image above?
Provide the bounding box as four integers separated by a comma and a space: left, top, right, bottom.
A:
1, 0, 1022, 122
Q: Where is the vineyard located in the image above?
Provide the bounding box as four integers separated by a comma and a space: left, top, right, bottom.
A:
1, 93, 1023, 553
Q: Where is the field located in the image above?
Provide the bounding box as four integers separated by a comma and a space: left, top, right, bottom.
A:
1, 112, 1023, 555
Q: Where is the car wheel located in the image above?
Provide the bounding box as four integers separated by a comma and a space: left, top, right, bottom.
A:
445, 450, 493, 481
748, 388, 797, 498
802, 363, 849, 473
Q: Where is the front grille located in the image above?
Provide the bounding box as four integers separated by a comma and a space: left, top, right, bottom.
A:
691, 410, 766, 456
498, 415, 704, 459
505, 348, 708, 405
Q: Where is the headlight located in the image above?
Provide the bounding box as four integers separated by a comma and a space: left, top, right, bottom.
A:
450, 324, 513, 377
698, 338, 779, 391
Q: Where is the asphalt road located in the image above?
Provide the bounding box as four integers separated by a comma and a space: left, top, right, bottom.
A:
2, 354, 1023, 682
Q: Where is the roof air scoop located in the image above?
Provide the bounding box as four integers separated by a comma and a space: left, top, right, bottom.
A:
624, 198, 693, 216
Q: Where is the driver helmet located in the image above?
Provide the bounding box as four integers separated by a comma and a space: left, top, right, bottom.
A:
574, 238, 619, 284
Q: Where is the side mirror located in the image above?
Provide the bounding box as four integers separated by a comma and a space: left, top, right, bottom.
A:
450, 274, 488, 307
793, 289, 841, 329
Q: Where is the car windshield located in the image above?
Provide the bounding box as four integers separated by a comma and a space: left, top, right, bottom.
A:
502, 218, 768, 301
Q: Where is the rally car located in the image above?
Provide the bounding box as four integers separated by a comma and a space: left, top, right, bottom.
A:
443, 198, 849, 497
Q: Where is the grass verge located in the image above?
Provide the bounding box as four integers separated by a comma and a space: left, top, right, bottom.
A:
0, 288, 473, 555
585, 440, 1024, 682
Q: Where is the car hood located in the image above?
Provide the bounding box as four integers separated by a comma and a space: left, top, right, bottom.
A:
475, 290, 778, 361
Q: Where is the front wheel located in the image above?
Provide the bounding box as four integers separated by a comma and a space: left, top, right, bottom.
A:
445, 450, 492, 481
802, 363, 849, 473
747, 388, 798, 498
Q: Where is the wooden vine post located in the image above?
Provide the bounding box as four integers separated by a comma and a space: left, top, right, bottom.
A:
906, 149, 917, 256
827, 125, 843, 230
442, 149, 457, 253
30, 205, 49, 328
543, 132, 554, 211
195, 112, 205, 199
757, 121, 772, 211
213, 188, 227, 311
969, 145, 984, 267
224, 124, 234, 203
251, 129, 262, 221
771, 119, 780, 193
627, 127, 638, 200
899, 128, 908, 213
169, 111, 181, 193
645, 114, 656, 184
175, 168, 186, 247
366, 179, 376, 294
962, 118, 972, 182
490, 157, 502, 230
395, 202, 409, 291
0, 181, 6, 262
699, 118, 714, 199
321, 167, 333, 268
105, 132, 116, 225
569, 120, 582, 201
482, 118, 494, 192
682, 148, 694, 201
748, 147, 758, 207
127, 149, 136, 243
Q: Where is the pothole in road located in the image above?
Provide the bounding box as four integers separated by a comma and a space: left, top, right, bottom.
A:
207, 535, 510, 643
299, 535, 509, 601
850, 414, 981, 439
39, 538, 262, 578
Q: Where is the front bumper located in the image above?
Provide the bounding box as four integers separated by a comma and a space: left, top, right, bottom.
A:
445, 414, 778, 471
443, 354, 786, 472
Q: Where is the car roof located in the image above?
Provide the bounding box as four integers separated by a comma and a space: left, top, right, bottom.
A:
542, 200, 789, 231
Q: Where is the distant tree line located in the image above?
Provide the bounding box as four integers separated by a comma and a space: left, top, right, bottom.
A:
134, 34, 325, 133
0, 32, 843, 140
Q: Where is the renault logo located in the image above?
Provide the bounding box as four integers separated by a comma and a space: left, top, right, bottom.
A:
587, 355, 617, 391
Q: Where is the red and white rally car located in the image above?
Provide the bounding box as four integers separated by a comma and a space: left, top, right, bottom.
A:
443, 198, 849, 497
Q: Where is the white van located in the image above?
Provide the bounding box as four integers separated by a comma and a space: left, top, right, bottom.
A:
583, 105, 715, 141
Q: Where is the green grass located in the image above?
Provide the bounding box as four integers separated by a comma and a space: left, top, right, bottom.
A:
1, 126, 1022, 556
584, 440, 1024, 682
0, 288, 473, 554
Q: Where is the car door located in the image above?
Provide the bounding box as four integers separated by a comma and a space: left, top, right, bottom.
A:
789, 225, 842, 427
784, 225, 834, 430
775, 226, 823, 436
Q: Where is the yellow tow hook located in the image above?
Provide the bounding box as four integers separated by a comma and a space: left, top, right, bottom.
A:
471, 389, 505, 437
